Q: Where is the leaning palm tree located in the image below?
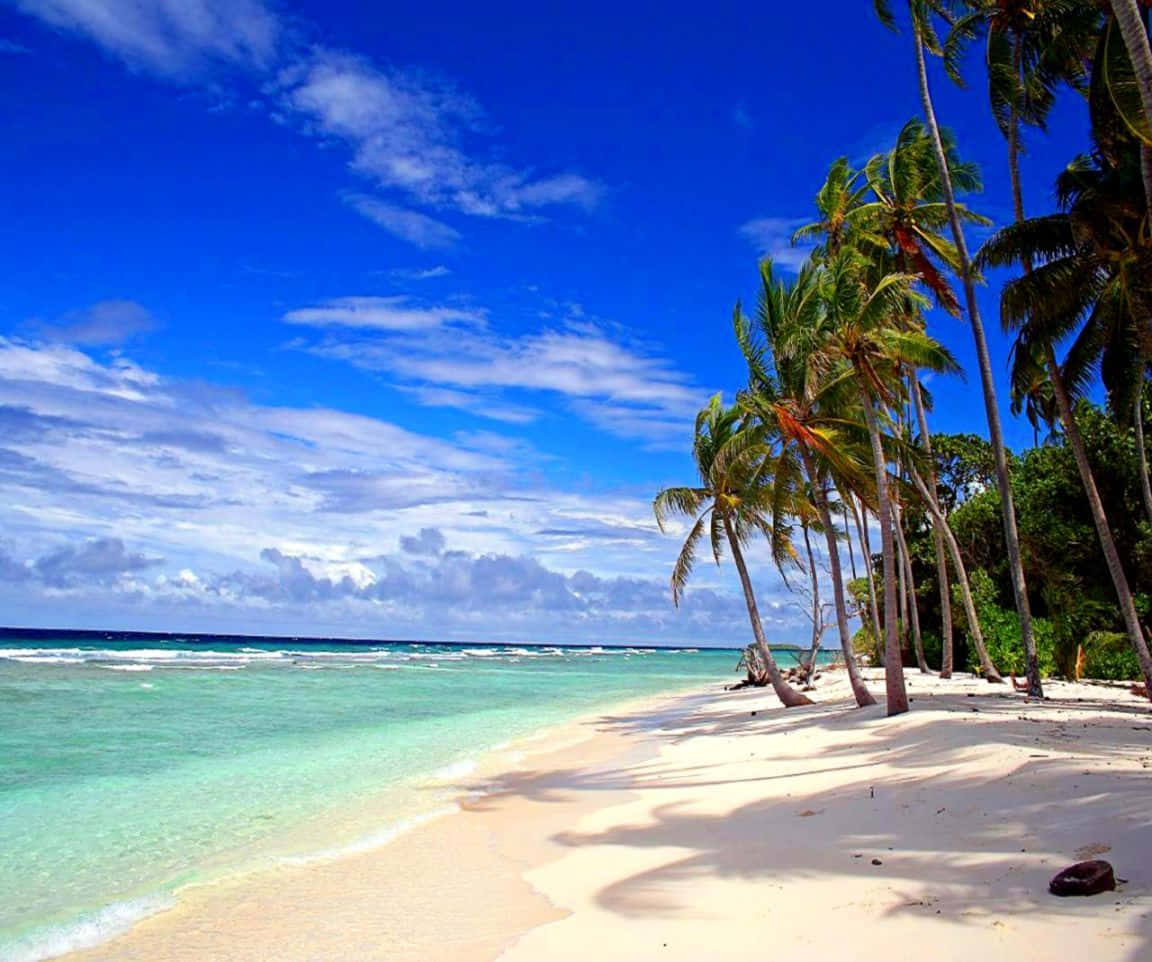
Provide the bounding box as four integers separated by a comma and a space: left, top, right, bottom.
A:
977, 144, 1152, 698
734, 259, 878, 708
875, 0, 1044, 697
859, 120, 990, 676
815, 249, 961, 714
654, 395, 813, 708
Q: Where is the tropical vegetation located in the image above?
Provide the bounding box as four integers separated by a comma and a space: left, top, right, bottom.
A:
654, 1, 1152, 715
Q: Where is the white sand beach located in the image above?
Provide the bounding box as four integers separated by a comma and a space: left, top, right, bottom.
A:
67, 669, 1152, 962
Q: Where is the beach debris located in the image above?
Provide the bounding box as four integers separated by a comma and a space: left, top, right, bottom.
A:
871, 858, 883, 866
1048, 860, 1116, 896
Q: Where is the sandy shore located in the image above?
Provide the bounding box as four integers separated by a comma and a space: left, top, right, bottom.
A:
66, 669, 1151, 962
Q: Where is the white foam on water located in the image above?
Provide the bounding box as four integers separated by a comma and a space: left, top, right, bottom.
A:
99, 664, 154, 672
0, 893, 173, 962
430, 759, 477, 780
278, 805, 460, 866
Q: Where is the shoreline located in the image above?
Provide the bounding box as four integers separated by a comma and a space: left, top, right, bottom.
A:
44, 682, 717, 962
59, 669, 1152, 961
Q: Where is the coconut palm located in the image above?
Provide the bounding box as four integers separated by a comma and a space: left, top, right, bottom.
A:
860, 118, 990, 314
733, 260, 878, 708
654, 395, 813, 708
875, 0, 1045, 696
946, 1, 1099, 224
802, 142, 993, 680
813, 249, 962, 714
978, 144, 1152, 698
1106, 0, 1152, 209
792, 157, 873, 261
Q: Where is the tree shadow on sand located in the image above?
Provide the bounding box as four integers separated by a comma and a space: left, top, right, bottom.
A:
461, 687, 1152, 960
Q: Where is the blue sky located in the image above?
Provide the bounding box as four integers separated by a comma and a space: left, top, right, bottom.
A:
0, 0, 1091, 644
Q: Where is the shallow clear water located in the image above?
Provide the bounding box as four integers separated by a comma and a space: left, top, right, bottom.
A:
0, 636, 811, 960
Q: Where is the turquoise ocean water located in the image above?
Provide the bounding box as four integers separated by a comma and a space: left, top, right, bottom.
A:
1, 634, 808, 960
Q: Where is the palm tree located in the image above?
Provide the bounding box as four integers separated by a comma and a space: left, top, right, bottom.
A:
801, 142, 995, 680
946, 1, 1099, 224
860, 118, 990, 313
1136, 387, 1152, 523
860, 120, 990, 677
815, 249, 961, 714
654, 395, 813, 708
875, 0, 1044, 696
733, 260, 878, 708
1106, 0, 1152, 209
978, 146, 1152, 698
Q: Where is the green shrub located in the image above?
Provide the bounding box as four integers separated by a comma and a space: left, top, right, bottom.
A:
1079, 631, 1142, 681
956, 569, 1058, 677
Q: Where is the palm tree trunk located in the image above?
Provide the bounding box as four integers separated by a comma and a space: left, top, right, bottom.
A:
896, 506, 910, 656
1044, 349, 1152, 698
857, 382, 908, 715
913, 23, 1041, 697
1135, 393, 1152, 525
849, 492, 884, 663
801, 522, 822, 684
908, 463, 1002, 682
893, 500, 929, 672
842, 497, 859, 581
722, 515, 813, 707
911, 379, 954, 676
1109, 1, 1152, 212
798, 457, 877, 707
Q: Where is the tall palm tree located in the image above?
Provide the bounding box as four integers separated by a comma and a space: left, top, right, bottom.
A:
1136, 387, 1152, 523
815, 250, 960, 714
978, 146, 1152, 698
946, 1, 1099, 224
802, 141, 993, 679
733, 260, 878, 708
860, 120, 989, 677
654, 395, 814, 708
1106, 0, 1152, 209
875, 0, 1044, 696
860, 118, 990, 313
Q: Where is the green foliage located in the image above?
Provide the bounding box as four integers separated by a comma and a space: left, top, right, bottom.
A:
1080, 631, 1142, 681
932, 432, 998, 512
958, 569, 1058, 677
851, 623, 880, 663
909, 409, 1152, 680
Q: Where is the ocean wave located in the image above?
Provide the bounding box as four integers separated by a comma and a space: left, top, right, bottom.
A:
0, 893, 172, 962
429, 759, 477, 781
278, 805, 460, 866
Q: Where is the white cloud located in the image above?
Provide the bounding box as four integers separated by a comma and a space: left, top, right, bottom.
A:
388, 265, 451, 281
282, 296, 484, 332
293, 305, 708, 446
14, 0, 279, 76
342, 194, 462, 248
0, 338, 829, 642
10, 5, 603, 246
738, 216, 813, 272
396, 386, 540, 425
281, 48, 602, 222
39, 299, 158, 345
